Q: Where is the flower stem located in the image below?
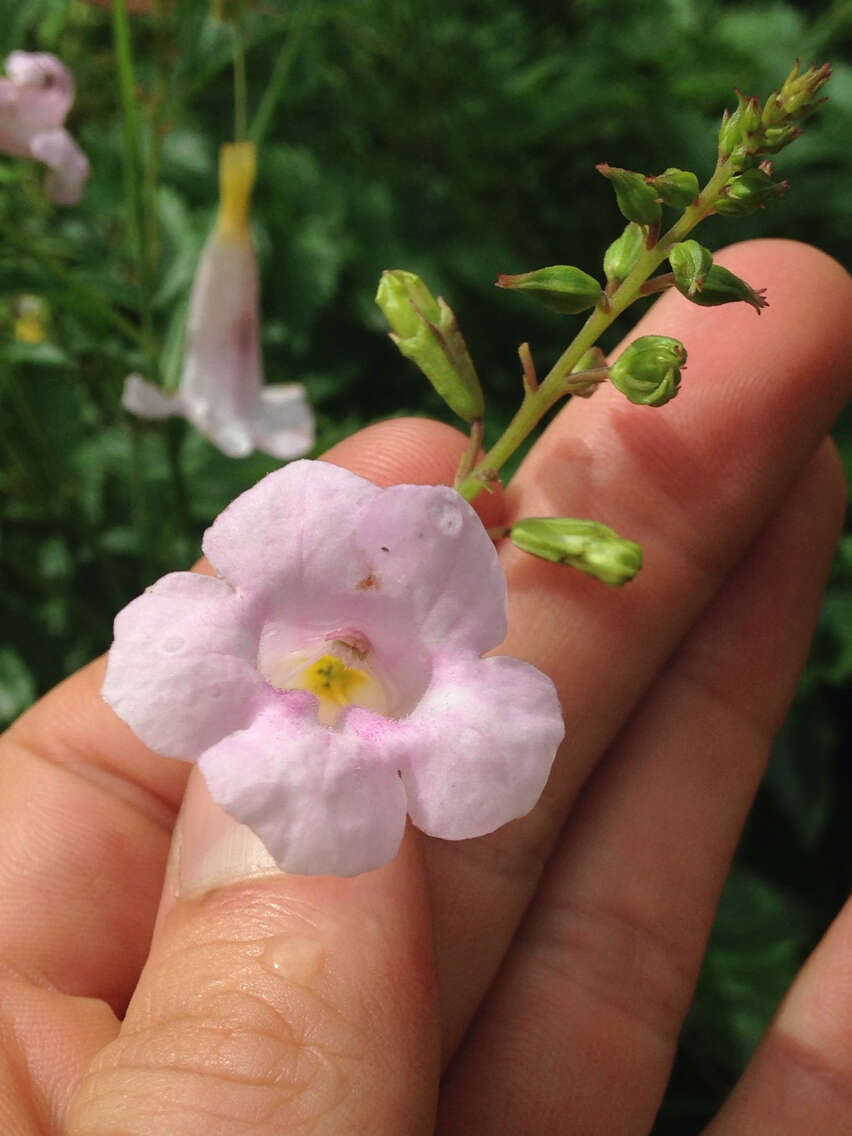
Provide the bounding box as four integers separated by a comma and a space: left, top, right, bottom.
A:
249, 0, 315, 146
231, 17, 248, 142
111, 0, 159, 382
455, 156, 733, 502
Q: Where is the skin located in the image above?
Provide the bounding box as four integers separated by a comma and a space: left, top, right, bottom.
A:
1, 238, 851, 1134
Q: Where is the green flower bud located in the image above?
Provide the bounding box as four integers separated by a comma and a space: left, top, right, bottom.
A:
714, 168, 789, 216
669, 240, 713, 298
603, 222, 645, 284
609, 335, 685, 407
497, 265, 603, 315
758, 123, 801, 154
596, 163, 662, 226
376, 270, 484, 422
718, 92, 761, 159
683, 264, 768, 313
509, 517, 643, 587
764, 61, 831, 125
645, 167, 699, 209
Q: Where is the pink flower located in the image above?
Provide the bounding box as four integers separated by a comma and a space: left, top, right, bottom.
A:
123, 142, 314, 460
0, 51, 90, 204
103, 460, 564, 876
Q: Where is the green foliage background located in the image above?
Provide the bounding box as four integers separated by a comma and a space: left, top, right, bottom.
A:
1, 1, 850, 1128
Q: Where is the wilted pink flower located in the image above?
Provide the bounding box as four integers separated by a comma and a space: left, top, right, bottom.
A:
0, 51, 90, 204
103, 460, 564, 876
123, 141, 314, 460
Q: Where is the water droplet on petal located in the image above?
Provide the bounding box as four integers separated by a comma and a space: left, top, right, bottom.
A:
162, 635, 184, 654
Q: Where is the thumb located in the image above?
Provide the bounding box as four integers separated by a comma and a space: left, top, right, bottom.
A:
68, 768, 439, 1135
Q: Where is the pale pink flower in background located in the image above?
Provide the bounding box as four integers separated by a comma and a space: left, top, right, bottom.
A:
0, 51, 90, 204
123, 141, 314, 460
103, 460, 564, 876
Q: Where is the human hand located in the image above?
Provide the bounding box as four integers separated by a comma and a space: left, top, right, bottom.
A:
2, 239, 851, 1135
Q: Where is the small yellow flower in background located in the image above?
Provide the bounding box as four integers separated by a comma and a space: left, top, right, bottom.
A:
13, 296, 49, 345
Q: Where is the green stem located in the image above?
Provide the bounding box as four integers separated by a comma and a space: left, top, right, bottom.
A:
232, 17, 248, 141
455, 157, 733, 501
111, 0, 159, 381
2, 237, 146, 344
249, 0, 315, 146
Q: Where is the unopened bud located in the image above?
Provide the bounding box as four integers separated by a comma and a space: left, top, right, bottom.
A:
596, 163, 662, 226
603, 222, 645, 284
609, 335, 685, 407
714, 168, 788, 215
376, 270, 484, 422
645, 167, 699, 209
765, 60, 831, 125
718, 92, 762, 160
509, 517, 643, 586
497, 265, 603, 315
759, 123, 801, 154
669, 240, 713, 297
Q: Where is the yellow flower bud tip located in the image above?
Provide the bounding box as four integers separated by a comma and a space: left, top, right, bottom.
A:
217, 141, 257, 238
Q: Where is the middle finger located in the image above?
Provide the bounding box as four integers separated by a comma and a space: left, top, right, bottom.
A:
424, 239, 852, 1058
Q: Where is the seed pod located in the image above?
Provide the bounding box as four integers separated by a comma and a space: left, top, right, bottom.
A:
669, 240, 713, 297
609, 335, 685, 407
715, 168, 789, 216
596, 163, 662, 226
496, 265, 603, 315
603, 222, 645, 284
645, 167, 700, 209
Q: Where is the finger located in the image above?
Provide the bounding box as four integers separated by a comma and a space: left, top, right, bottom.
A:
704, 890, 852, 1133
0, 417, 474, 1000
424, 240, 852, 1057
0, 416, 471, 1126
68, 772, 440, 1136
437, 439, 845, 1134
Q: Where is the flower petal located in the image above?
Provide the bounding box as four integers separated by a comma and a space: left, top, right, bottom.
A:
121, 373, 179, 419
392, 653, 564, 840
4, 52, 74, 132
200, 702, 408, 876
352, 484, 508, 653
102, 572, 271, 759
202, 460, 381, 593
251, 383, 316, 460
28, 127, 90, 204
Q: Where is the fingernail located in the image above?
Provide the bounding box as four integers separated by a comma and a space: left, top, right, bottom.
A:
166, 766, 281, 906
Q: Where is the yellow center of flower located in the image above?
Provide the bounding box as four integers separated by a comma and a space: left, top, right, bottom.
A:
217, 140, 257, 238
301, 653, 368, 708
